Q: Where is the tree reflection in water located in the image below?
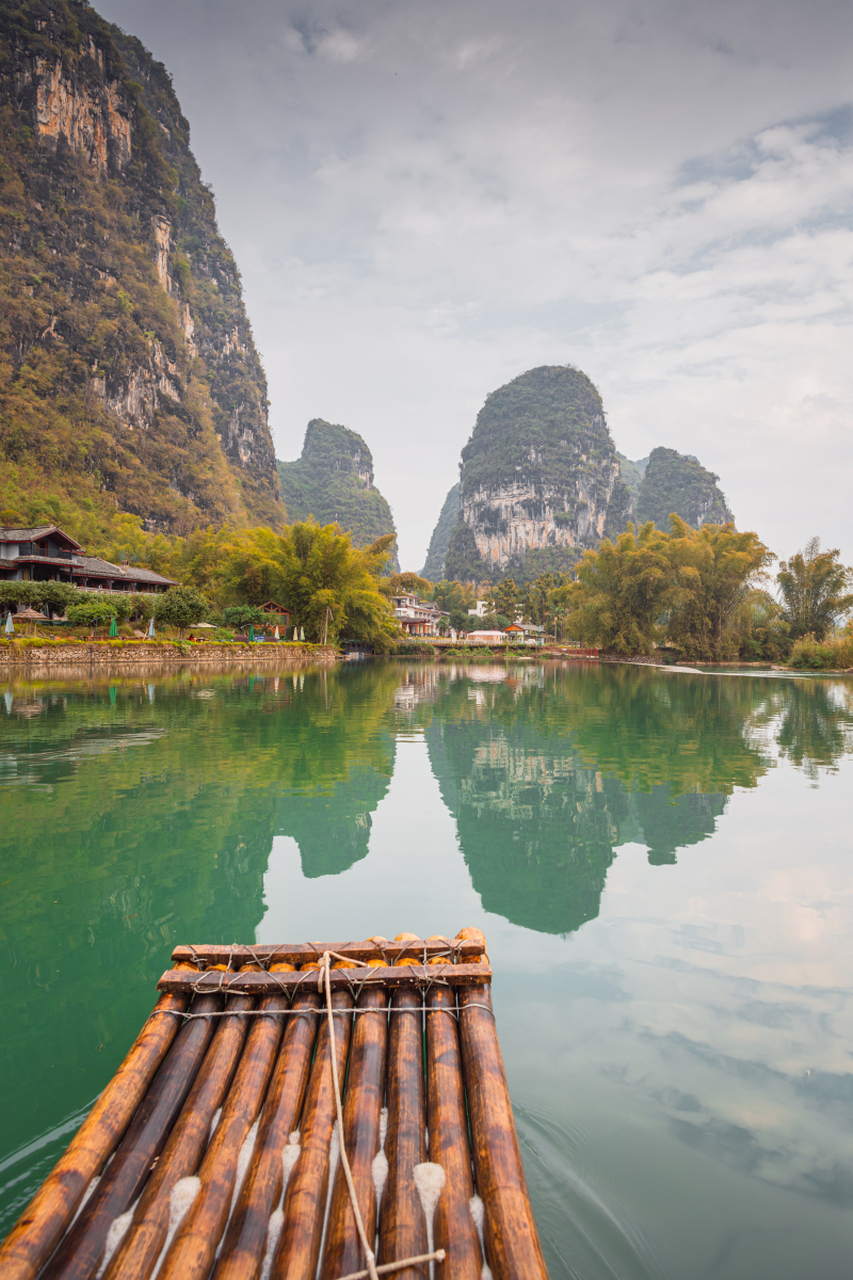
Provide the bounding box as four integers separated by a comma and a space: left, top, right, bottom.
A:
417, 665, 851, 934
1, 660, 851, 1231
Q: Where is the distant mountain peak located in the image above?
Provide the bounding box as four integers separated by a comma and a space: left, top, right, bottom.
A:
442, 365, 630, 584
277, 419, 398, 569
635, 446, 734, 530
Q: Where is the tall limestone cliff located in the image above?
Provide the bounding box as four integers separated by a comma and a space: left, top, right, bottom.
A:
277, 418, 398, 567
635, 447, 734, 530
443, 365, 631, 584
0, 0, 281, 535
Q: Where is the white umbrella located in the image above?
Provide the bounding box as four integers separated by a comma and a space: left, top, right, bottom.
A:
274, 625, 280, 640
4, 612, 13, 635
148, 617, 155, 638
299, 626, 305, 641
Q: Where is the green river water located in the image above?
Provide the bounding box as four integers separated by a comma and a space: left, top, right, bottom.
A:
1, 658, 852, 1278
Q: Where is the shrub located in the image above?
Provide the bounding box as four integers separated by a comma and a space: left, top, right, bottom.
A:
788, 633, 853, 671
153, 585, 209, 636
66, 598, 118, 633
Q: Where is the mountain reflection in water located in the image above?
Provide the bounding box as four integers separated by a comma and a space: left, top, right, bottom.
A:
2, 660, 853, 1252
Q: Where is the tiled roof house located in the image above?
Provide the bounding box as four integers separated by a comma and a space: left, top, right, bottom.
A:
0, 526, 176, 594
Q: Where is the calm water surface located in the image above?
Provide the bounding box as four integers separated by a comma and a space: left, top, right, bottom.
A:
1, 660, 852, 1278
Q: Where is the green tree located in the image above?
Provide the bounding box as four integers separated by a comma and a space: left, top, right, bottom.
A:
521, 573, 558, 627
222, 604, 266, 633
734, 590, 791, 661
153, 585, 209, 636
279, 524, 397, 647
429, 579, 479, 615
560, 522, 673, 654
665, 517, 774, 660
219, 522, 397, 649
777, 538, 853, 641
384, 572, 432, 597
490, 578, 519, 621
0, 581, 76, 614
66, 597, 118, 636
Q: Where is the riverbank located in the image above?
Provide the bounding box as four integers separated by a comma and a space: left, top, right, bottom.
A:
0, 639, 337, 672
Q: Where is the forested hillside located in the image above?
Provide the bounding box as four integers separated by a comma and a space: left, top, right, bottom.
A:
636, 447, 733, 529
277, 418, 398, 567
0, 0, 280, 545
420, 482, 459, 581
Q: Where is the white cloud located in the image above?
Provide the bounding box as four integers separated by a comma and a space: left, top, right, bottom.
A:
97, 0, 853, 568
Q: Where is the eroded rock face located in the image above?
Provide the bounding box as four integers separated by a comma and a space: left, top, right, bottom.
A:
444, 366, 631, 583
18, 40, 133, 177
0, 1, 280, 531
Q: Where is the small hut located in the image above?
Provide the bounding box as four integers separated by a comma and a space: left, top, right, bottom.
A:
14, 606, 47, 636
260, 602, 291, 626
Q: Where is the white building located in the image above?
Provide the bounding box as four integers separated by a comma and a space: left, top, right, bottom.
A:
392, 593, 452, 637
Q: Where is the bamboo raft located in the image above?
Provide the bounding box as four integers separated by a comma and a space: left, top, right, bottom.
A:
0, 929, 549, 1280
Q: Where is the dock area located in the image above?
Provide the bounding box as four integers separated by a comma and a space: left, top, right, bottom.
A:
0, 931, 549, 1280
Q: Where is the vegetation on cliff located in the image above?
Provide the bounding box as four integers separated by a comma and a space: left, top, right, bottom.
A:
0, 0, 280, 543
443, 365, 631, 585
277, 419, 397, 566
635, 447, 733, 530
615, 452, 648, 505
420, 482, 459, 582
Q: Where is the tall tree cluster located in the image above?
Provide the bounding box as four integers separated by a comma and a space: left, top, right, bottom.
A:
557, 521, 851, 659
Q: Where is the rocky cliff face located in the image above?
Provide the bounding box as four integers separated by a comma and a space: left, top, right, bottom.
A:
0, 0, 280, 534
277, 418, 398, 567
443, 366, 631, 583
635, 447, 734, 530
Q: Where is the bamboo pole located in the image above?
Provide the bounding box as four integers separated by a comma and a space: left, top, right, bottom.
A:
103, 994, 255, 1280
213, 990, 320, 1280
157, 963, 490, 996
319, 987, 388, 1280
156, 992, 289, 1280
425, 986, 483, 1280
377, 986, 427, 1277
457, 984, 549, 1280
41, 990, 222, 1280
170, 941, 485, 967
0, 963, 195, 1280
270, 990, 354, 1280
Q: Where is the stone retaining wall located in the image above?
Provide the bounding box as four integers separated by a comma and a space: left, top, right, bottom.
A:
0, 641, 337, 673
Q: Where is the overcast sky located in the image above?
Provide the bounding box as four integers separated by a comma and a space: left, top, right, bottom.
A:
97, 0, 853, 571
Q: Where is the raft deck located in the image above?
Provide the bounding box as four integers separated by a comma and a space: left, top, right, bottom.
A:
0, 931, 549, 1280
